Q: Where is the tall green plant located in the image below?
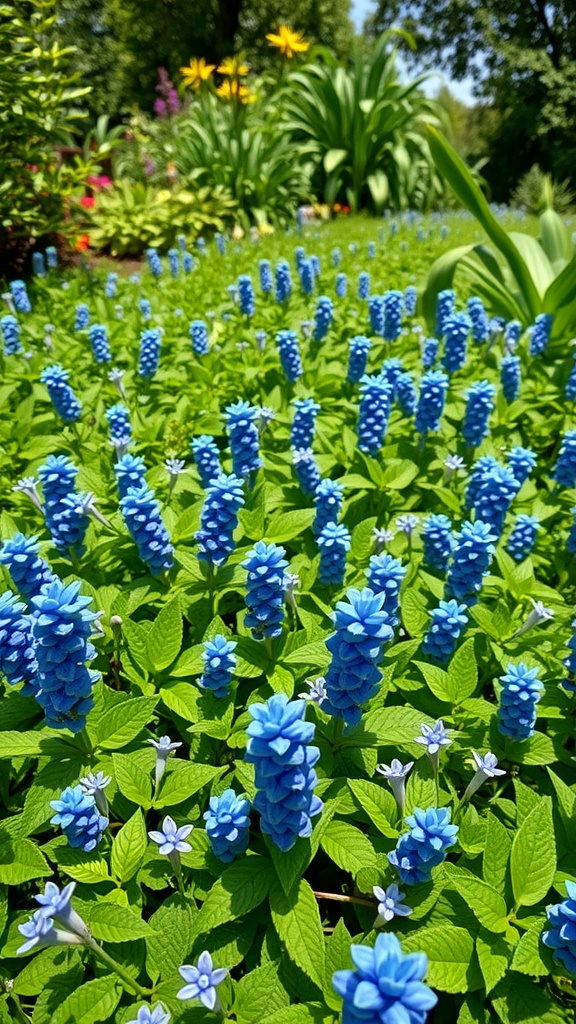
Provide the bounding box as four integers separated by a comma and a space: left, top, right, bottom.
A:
422, 127, 576, 339
281, 32, 446, 212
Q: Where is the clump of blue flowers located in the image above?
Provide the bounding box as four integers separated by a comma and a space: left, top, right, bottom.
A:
245, 692, 322, 851
138, 328, 162, 379
473, 464, 519, 535
357, 374, 393, 455
462, 380, 496, 447
146, 248, 163, 277
421, 336, 439, 369
368, 295, 384, 336
313, 295, 333, 341
238, 274, 255, 316
74, 303, 90, 331
275, 260, 292, 302
553, 430, 576, 489
367, 553, 406, 627
225, 400, 262, 481
292, 447, 321, 495
120, 485, 174, 575
38, 455, 88, 554
276, 329, 303, 383
0, 533, 53, 600
501, 354, 521, 402
199, 634, 237, 697
196, 473, 245, 567
506, 514, 540, 561
204, 789, 251, 862
88, 323, 112, 363
324, 587, 393, 726
358, 271, 370, 299
436, 288, 456, 336
50, 785, 108, 852
0, 314, 22, 354
347, 335, 371, 383
542, 881, 576, 976
446, 520, 496, 604
529, 312, 553, 356
115, 453, 147, 498
191, 435, 222, 487
314, 479, 344, 536
383, 289, 404, 341
0, 590, 37, 689
291, 398, 320, 449
467, 296, 490, 344
243, 542, 287, 639
388, 806, 458, 884
10, 279, 31, 313
190, 320, 209, 355
497, 661, 544, 740
333, 932, 437, 1024
318, 522, 351, 585
422, 514, 453, 572
415, 370, 449, 436
40, 365, 82, 423
259, 259, 272, 293
442, 312, 470, 372
422, 600, 468, 662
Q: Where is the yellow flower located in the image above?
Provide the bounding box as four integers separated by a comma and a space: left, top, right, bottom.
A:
180, 57, 215, 89
217, 56, 249, 77
216, 79, 253, 103
266, 25, 309, 58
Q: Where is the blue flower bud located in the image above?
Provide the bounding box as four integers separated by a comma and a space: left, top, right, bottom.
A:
38, 455, 88, 554
506, 514, 540, 561
335, 272, 347, 298
314, 479, 344, 536
462, 380, 496, 447
396, 371, 417, 416
318, 522, 351, 585
368, 295, 384, 335
1, 314, 22, 354
120, 485, 174, 575
467, 296, 490, 343
529, 312, 553, 356
358, 271, 370, 299
446, 521, 496, 604
442, 312, 470, 373
275, 260, 292, 302
191, 435, 222, 487
422, 514, 453, 572
388, 806, 458, 884
259, 259, 272, 293
367, 553, 405, 627
146, 248, 163, 277
238, 274, 255, 316
10, 279, 31, 313
313, 295, 333, 341
196, 473, 245, 567
276, 329, 303, 383
200, 634, 237, 696
88, 323, 112, 364
50, 785, 107, 851
292, 447, 321, 495
357, 374, 393, 455
114, 453, 147, 498
0, 590, 37, 689
40, 365, 81, 423
347, 335, 371, 383
501, 354, 521, 402
497, 662, 543, 740
225, 400, 262, 481
74, 303, 90, 330
243, 541, 288, 639
404, 285, 417, 317
138, 328, 162, 379
0, 534, 54, 600
204, 789, 251, 862
553, 430, 576, 488
291, 398, 320, 449
435, 288, 455, 336
415, 370, 449, 435
421, 599, 468, 662
421, 336, 439, 369
383, 289, 404, 341
189, 319, 209, 355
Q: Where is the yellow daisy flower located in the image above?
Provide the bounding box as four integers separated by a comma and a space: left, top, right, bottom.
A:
216, 79, 253, 103
217, 56, 249, 77
180, 57, 216, 89
265, 25, 309, 58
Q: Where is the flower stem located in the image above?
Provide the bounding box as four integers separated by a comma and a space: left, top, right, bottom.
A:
87, 939, 153, 997
313, 890, 373, 907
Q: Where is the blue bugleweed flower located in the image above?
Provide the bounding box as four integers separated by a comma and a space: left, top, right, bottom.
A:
332, 246, 341, 267
562, 619, 576, 692
404, 285, 417, 317
357, 374, 393, 455
313, 295, 333, 341
566, 352, 576, 401
40, 365, 81, 423
367, 553, 405, 628
435, 288, 455, 336
0, 590, 37, 691
32, 578, 100, 730
138, 328, 162, 379
275, 260, 292, 302
310, 254, 321, 278
368, 296, 384, 335
465, 455, 499, 510
146, 248, 163, 277
291, 398, 320, 449
204, 789, 251, 862
191, 435, 221, 487
243, 541, 287, 639
1, 314, 22, 354
497, 661, 543, 740
383, 290, 404, 341
446, 520, 496, 604
115, 453, 147, 499
473, 464, 519, 535
74, 303, 90, 331
189, 320, 209, 355
373, 883, 413, 927
462, 380, 496, 447
0, 534, 53, 600
467, 296, 490, 344
196, 473, 245, 567
259, 259, 272, 293
501, 353, 521, 402
506, 514, 540, 561
276, 329, 303, 383
314, 479, 344, 536
183, 252, 193, 273
200, 634, 237, 697
105, 403, 131, 445
367, 240, 376, 258
422, 514, 453, 572
380, 358, 405, 394
388, 807, 458, 885
105, 271, 118, 297
38, 455, 88, 554
196, 236, 207, 254
396, 372, 417, 416
45, 246, 58, 269
238, 274, 255, 316
139, 297, 151, 321
225, 400, 262, 481
347, 335, 371, 383
324, 587, 393, 726
318, 522, 351, 586
336, 272, 347, 298
178, 951, 228, 1010
421, 336, 439, 369
529, 312, 554, 356
422, 599, 468, 662
10, 279, 31, 313
553, 430, 576, 489
245, 692, 323, 851
504, 319, 522, 350
168, 249, 179, 278
542, 881, 576, 976
442, 312, 470, 372
415, 370, 449, 435
50, 784, 108, 851
358, 271, 370, 300
120, 485, 174, 575
294, 246, 306, 271
333, 932, 437, 1024
299, 259, 315, 295
292, 447, 321, 495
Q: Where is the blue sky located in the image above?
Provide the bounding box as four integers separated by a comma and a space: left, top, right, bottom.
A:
351, 0, 476, 105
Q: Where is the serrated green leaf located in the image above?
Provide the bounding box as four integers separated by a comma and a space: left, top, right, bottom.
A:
147, 596, 183, 672
86, 903, 154, 942
510, 798, 556, 907
483, 812, 512, 894
401, 924, 479, 993
476, 931, 512, 994
94, 696, 158, 750
347, 779, 397, 837
492, 974, 567, 1023
111, 809, 147, 882
234, 963, 290, 1024
154, 762, 222, 807
112, 753, 153, 808
444, 864, 509, 932
0, 837, 50, 884
194, 855, 274, 934
51, 976, 121, 1024
320, 820, 378, 878
266, 509, 316, 543
270, 878, 325, 991
146, 893, 197, 985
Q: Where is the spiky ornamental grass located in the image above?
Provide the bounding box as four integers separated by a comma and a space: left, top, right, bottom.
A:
313, 295, 333, 341
291, 398, 320, 449
462, 380, 496, 447
357, 374, 393, 455
553, 430, 576, 488
199, 635, 237, 697
204, 789, 251, 862
276, 330, 303, 383
31, 579, 100, 731
529, 312, 554, 356
318, 522, 351, 586
1, 314, 22, 354
114, 454, 147, 499
324, 587, 393, 726
421, 599, 468, 662
120, 487, 173, 575
0, 590, 37, 690
497, 662, 544, 740
275, 260, 292, 302
191, 435, 222, 487
189, 320, 209, 355
347, 335, 371, 383
40, 365, 81, 423
506, 514, 540, 561
242, 542, 288, 639
38, 456, 88, 555
441, 312, 471, 373
446, 520, 496, 604
195, 473, 245, 567
388, 807, 458, 884
367, 554, 406, 627
292, 447, 321, 495
313, 479, 344, 536
501, 353, 521, 402
225, 401, 262, 481
50, 785, 108, 852
383, 289, 404, 341
138, 328, 162, 379
245, 692, 323, 852
422, 514, 453, 572
0, 534, 54, 600
415, 371, 449, 436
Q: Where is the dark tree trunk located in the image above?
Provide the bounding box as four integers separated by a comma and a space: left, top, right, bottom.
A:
215, 0, 243, 56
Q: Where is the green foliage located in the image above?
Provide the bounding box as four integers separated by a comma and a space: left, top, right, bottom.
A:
511, 165, 575, 217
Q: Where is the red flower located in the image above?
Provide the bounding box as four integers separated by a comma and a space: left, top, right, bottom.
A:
75, 234, 90, 251
80, 196, 95, 209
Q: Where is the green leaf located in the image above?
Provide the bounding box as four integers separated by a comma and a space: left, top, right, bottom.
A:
266, 837, 313, 898
283, 641, 330, 669
234, 963, 290, 1024
0, 731, 47, 758
323, 148, 347, 174
51, 976, 121, 1024
401, 924, 479, 993
359, 705, 434, 756
475, 931, 512, 994
86, 903, 154, 942
400, 589, 429, 636
510, 798, 556, 907
492, 975, 567, 1024
347, 779, 397, 837
270, 878, 326, 991
320, 820, 378, 878
146, 893, 197, 985
14, 948, 81, 997
482, 812, 511, 893
0, 837, 50, 884
263, 1006, 333, 1024
511, 922, 554, 977
146, 596, 183, 672
445, 638, 478, 703
111, 810, 147, 882
112, 753, 153, 808
266, 510, 316, 543
444, 864, 509, 932
94, 696, 158, 750
194, 855, 274, 934
154, 762, 222, 807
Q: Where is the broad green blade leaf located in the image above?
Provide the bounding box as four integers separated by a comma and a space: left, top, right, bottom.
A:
508, 232, 555, 297
539, 208, 571, 268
